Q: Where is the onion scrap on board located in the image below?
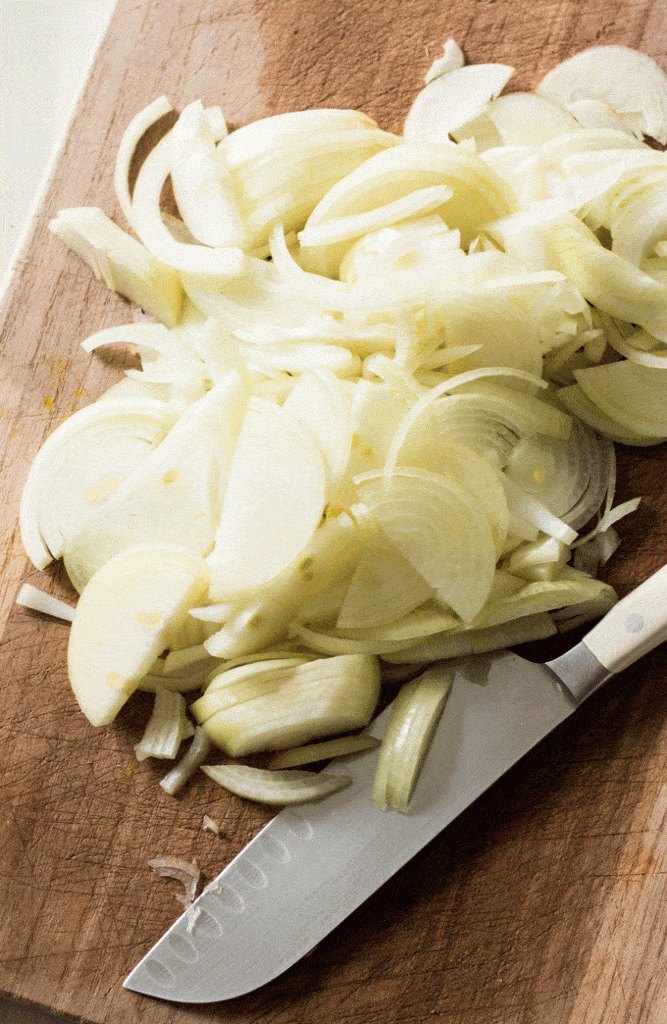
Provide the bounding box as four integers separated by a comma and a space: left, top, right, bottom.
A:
17, 41, 667, 817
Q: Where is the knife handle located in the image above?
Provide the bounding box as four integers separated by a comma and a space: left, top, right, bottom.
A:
582, 561, 667, 674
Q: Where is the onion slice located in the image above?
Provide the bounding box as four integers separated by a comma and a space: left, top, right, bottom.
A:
372, 665, 454, 813
403, 64, 514, 142
201, 763, 352, 805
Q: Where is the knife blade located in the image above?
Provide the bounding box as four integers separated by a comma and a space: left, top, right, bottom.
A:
124, 562, 667, 1003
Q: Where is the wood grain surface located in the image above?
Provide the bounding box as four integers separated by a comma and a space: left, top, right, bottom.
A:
2, 1, 667, 1022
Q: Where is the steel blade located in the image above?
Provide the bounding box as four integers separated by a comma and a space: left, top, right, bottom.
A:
124, 650, 575, 1002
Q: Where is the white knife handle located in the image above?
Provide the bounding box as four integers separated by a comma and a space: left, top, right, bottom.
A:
583, 561, 667, 674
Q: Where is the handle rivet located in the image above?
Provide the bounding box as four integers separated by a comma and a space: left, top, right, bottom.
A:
625, 613, 645, 634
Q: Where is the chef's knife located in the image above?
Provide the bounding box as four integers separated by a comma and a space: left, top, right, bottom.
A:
124, 562, 667, 1003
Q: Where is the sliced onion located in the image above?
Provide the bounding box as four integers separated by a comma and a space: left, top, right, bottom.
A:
336, 530, 434, 630
302, 142, 516, 266
49, 206, 183, 327
20, 398, 176, 569
113, 95, 174, 228
200, 654, 380, 756
536, 45, 667, 144
372, 665, 453, 812
134, 686, 189, 761
403, 64, 514, 142
131, 130, 246, 278
355, 467, 496, 622
291, 603, 459, 656
167, 100, 247, 248
573, 359, 667, 439
425, 39, 465, 83
483, 92, 581, 147
207, 397, 327, 600
201, 763, 352, 805
266, 734, 380, 769
15, 583, 76, 622
160, 727, 213, 795
381, 611, 559, 663
148, 856, 200, 908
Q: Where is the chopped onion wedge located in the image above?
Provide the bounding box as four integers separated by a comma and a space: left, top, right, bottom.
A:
201, 763, 352, 805
372, 665, 454, 813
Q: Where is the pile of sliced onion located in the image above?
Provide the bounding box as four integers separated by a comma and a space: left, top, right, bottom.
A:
20, 39, 667, 817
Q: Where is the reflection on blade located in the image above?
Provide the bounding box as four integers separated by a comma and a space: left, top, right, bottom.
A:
124, 651, 575, 1003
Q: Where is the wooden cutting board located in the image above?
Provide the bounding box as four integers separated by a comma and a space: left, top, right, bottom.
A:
2, 1, 667, 1021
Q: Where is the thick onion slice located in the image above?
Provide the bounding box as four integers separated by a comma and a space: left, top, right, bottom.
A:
291, 602, 459, 657
199, 654, 381, 756
50, 207, 183, 327
547, 216, 667, 342
167, 100, 246, 249
384, 434, 509, 554
220, 109, 379, 169
381, 612, 558, 663
468, 92, 581, 148
336, 530, 434, 630
558, 381, 663, 445
372, 665, 454, 813
62, 373, 247, 592
160, 726, 212, 795
114, 95, 174, 227
192, 658, 312, 724
15, 584, 76, 622
384, 380, 570, 481
281, 369, 354, 495
503, 413, 615, 531
297, 184, 454, 278
204, 513, 366, 658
